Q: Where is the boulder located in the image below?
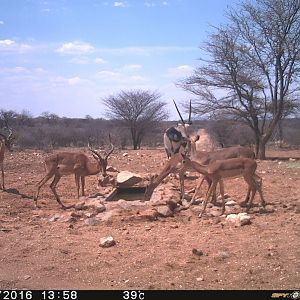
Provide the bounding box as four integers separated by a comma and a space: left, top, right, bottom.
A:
116, 171, 143, 187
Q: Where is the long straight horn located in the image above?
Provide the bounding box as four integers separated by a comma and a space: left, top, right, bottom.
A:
188, 100, 192, 125
105, 133, 114, 160
7, 127, 13, 140
173, 100, 185, 125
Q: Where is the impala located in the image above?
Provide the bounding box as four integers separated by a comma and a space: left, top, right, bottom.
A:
145, 134, 255, 204
181, 154, 266, 217
0, 128, 14, 191
34, 139, 114, 209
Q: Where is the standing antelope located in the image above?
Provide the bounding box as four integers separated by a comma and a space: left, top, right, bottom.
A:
0, 128, 14, 191
34, 139, 114, 209
181, 154, 266, 217
164, 100, 192, 159
145, 134, 256, 203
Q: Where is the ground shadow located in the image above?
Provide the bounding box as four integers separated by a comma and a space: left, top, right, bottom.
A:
4, 188, 33, 199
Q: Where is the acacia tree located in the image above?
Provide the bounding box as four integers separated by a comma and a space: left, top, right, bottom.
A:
102, 89, 169, 149
179, 0, 300, 159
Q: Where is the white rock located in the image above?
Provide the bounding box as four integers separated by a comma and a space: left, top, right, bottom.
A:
99, 236, 116, 248
225, 200, 237, 206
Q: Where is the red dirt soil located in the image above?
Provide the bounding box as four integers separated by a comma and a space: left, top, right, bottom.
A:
0, 148, 299, 290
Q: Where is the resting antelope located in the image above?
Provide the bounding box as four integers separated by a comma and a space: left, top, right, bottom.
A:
163, 100, 192, 159
181, 154, 266, 217
34, 140, 114, 209
0, 128, 14, 191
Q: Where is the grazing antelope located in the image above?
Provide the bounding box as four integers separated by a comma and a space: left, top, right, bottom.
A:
181, 154, 266, 217
34, 139, 114, 209
183, 135, 255, 206
145, 134, 256, 203
164, 100, 192, 159
0, 128, 14, 191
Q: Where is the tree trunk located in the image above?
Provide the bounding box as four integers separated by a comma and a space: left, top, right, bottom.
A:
257, 140, 267, 160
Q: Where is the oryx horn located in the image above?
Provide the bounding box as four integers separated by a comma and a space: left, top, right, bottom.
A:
173, 100, 185, 125
105, 134, 114, 160
188, 100, 192, 125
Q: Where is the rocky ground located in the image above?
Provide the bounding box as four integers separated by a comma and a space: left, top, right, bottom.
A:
0, 147, 299, 290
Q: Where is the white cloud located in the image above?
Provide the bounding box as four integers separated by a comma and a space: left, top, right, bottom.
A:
94, 69, 149, 85
162, 1, 168, 5
114, 2, 127, 7
68, 56, 90, 64
0, 39, 33, 53
0, 39, 15, 46
94, 57, 107, 64
97, 46, 196, 56
122, 64, 142, 71
145, 2, 156, 7
0, 21, 4, 25
167, 65, 194, 78
68, 77, 82, 85
95, 70, 121, 80
56, 41, 95, 55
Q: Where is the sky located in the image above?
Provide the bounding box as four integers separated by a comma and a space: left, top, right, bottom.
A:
0, 0, 235, 120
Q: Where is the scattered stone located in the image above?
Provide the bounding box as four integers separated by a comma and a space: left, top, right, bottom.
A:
24, 275, 31, 280
196, 276, 204, 282
225, 200, 237, 206
156, 205, 174, 217
71, 211, 84, 218
137, 209, 158, 221
122, 153, 128, 157
74, 201, 86, 210
239, 213, 252, 225
226, 212, 251, 226
84, 217, 98, 226
96, 209, 122, 222
84, 200, 106, 213
99, 236, 116, 248
209, 207, 222, 217
264, 205, 275, 213
294, 207, 300, 214
217, 251, 230, 260
49, 214, 60, 222
192, 248, 204, 257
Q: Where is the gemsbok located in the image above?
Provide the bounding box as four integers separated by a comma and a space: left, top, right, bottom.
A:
163, 100, 192, 159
